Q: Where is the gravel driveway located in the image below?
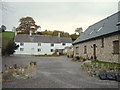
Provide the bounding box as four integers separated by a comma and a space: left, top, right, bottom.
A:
2, 55, 119, 88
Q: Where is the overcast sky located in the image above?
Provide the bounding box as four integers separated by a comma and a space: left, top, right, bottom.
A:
0, 0, 119, 34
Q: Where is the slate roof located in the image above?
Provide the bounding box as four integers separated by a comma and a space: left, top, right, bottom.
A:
14, 35, 72, 43
73, 11, 120, 45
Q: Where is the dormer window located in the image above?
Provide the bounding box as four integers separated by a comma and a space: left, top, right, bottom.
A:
97, 27, 103, 32
90, 31, 94, 34
116, 22, 120, 26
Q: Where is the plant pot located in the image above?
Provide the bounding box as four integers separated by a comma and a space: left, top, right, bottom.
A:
80, 59, 84, 62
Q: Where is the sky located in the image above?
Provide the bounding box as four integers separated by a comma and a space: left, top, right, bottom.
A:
0, 0, 119, 34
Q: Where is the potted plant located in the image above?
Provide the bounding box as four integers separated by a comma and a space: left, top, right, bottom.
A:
83, 58, 86, 62
80, 57, 84, 62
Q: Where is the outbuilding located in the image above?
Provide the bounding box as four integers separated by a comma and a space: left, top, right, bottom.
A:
73, 12, 120, 63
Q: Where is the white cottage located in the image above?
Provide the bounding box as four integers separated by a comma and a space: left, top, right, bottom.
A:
14, 34, 72, 55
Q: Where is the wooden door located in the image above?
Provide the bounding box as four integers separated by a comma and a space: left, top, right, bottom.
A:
93, 44, 97, 60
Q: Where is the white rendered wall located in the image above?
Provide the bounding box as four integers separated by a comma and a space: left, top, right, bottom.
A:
15, 42, 72, 55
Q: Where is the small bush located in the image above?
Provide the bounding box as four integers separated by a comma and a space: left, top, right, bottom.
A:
83, 58, 86, 61
75, 56, 80, 60
2, 39, 19, 56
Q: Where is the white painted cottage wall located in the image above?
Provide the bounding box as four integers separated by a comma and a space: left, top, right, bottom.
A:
15, 42, 72, 55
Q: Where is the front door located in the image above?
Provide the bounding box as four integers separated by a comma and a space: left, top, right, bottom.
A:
93, 44, 97, 60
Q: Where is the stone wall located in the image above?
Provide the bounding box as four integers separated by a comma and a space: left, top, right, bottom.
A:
73, 34, 120, 63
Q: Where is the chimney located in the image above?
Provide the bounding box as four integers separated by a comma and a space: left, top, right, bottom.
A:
58, 32, 60, 38
30, 30, 32, 36
12, 27, 17, 36
15, 31, 17, 36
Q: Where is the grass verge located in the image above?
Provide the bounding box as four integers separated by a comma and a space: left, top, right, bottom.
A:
92, 60, 120, 68
32, 55, 66, 57
1, 31, 14, 39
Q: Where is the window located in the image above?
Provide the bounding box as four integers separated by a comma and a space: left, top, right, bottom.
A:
51, 43, 54, 46
101, 38, 104, 48
97, 27, 103, 32
38, 43, 41, 46
116, 22, 120, 26
51, 49, 54, 52
90, 31, 94, 34
20, 43, 24, 46
62, 43, 66, 46
38, 49, 41, 52
76, 47, 79, 54
113, 40, 119, 54
20, 48, 24, 51
84, 46, 87, 54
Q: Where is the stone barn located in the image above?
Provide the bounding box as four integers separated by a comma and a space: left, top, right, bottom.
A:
73, 12, 120, 63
